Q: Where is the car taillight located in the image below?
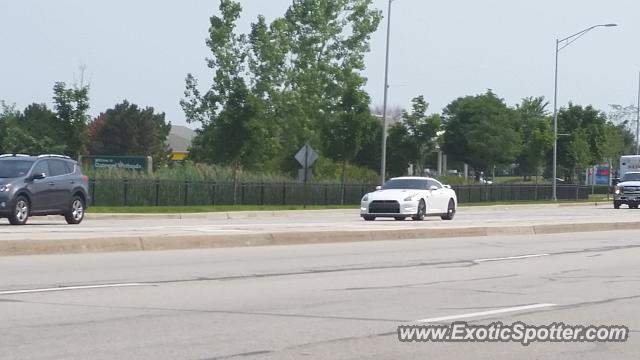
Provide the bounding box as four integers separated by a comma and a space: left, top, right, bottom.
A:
82, 175, 89, 183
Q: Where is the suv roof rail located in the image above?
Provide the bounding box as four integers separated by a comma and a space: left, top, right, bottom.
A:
0, 153, 31, 158
37, 154, 71, 159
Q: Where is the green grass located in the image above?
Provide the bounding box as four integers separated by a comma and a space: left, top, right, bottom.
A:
88, 205, 357, 213
460, 194, 610, 207
490, 176, 542, 184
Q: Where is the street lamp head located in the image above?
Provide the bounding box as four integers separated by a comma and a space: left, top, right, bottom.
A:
603, 23, 618, 27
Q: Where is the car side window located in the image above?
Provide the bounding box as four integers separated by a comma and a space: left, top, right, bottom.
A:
48, 159, 70, 177
427, 180, 442, 189
64, 161, 75, 174
31, 161, 49, 177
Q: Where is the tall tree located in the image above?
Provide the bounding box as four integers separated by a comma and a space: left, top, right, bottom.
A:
386, 96, 441, 176
556, 103, 608, 182
52, 82, 90, 157
182, 0, 381, 174
0, 102, 67, 154
321, 71, 372, 184
182, 0, 275, 171
515, 97, 553, 180
442, 91, 521, 178
88, 101, 171, 168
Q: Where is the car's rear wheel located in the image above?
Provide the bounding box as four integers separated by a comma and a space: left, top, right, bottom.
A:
394, 216, 406, 221
65, 196, 85, 224
363, 215, 376, 221
631, 204, 639, 209
441, 199, 456, 220
412, 200, 426, 221
9, 196, 30, 225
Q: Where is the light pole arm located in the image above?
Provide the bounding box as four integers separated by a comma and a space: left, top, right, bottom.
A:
557, 24, 617, 51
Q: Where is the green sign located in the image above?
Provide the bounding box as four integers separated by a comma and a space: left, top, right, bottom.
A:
79, 155, 152, 172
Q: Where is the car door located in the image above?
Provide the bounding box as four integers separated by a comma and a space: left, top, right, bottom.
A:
28, 160, 55, 213
47, 159, 73, 211
426, 179, 446, 213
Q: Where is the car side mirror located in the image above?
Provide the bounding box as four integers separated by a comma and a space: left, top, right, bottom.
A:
31, 173, 46, 180
375, 186, 382, 191
443, 184, 451, 189
430, 185, 438, 191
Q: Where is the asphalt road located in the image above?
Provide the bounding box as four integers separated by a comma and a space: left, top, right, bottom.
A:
0, 203, 631, 241
1, 229, 639, 359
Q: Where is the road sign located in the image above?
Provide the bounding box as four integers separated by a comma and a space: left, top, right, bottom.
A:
295, 144, 318, 168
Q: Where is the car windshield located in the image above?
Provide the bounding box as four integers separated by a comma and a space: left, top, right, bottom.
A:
382, 179, 428, 190
0, 159, 34, 178
622, 173, 640, 182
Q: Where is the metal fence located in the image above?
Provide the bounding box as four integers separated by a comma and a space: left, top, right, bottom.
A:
88, 180, 592, 207
451, 184, 591, 203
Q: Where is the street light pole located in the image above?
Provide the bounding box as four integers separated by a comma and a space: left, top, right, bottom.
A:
636, 71, 640, 155
552, 38, 559, 201
551, 23, 617, 201
380, 0, 393, 185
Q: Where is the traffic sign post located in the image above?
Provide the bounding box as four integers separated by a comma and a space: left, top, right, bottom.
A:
295, 144, 318, 208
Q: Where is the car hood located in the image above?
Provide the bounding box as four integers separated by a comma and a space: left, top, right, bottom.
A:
618, 181, 640, 187
367, 189, 426, 201
0, 178, 17, 186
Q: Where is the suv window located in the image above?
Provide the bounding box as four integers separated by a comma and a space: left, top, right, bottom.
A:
31, 160, 50, 177
48, 159, 71, 177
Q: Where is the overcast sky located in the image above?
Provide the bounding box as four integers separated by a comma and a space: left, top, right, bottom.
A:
1, 0, 639, 129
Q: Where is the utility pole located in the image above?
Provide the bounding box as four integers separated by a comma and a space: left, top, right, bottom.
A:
636, 71, 640, 155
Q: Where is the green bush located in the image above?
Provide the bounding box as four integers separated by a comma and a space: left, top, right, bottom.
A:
312, 158, 379, 183
84, 162, 293, 183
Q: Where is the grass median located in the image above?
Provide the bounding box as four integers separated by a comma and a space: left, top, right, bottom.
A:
87, 195, 611, 214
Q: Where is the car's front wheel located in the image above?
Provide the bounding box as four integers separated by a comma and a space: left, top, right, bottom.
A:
614, 201, 621, 209
65, 196, 85, 224
9, 196, 30, 225
363, 215, 376, 221
441, 199, 456, 220
412, 200, 426, 221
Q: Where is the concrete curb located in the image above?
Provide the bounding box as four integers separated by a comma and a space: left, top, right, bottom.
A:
84, 209, 351, 221
83, 202, 610, 221
2, 220, 638, 256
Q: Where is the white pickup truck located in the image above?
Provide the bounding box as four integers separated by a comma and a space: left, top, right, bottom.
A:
614, 171, 640, 209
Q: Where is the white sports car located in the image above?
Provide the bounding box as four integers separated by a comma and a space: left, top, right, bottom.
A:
360, 176, 457, 221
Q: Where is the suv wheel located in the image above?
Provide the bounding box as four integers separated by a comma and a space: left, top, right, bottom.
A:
65, 196, 85, 225
9, 196, 30, 225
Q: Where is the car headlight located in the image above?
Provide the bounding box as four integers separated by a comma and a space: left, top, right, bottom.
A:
361, 194, 369, 202
404, 193, 418, 202
615, 186, 622, 194
0, 184, 10, 192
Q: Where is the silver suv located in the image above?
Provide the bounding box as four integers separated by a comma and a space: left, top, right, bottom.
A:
0, 154, 89, 225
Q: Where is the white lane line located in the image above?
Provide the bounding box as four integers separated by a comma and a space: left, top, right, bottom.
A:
473, 253, 549, 263
0, 283, 150, 295
414, 303, 556, 323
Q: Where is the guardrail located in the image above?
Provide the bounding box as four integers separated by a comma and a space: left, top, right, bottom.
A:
88, 180, 593, 207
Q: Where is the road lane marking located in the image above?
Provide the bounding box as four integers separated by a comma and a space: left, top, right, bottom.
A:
414, 303, 556, 323
0, 283, 150, 295
473, 253, 549, 263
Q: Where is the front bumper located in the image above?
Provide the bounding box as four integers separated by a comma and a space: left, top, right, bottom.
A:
0, 194, 11, 216
360, 200, 419, 217
614, 193, 640, 204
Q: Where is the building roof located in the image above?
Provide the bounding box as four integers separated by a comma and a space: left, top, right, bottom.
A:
168, 125, 196, 153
